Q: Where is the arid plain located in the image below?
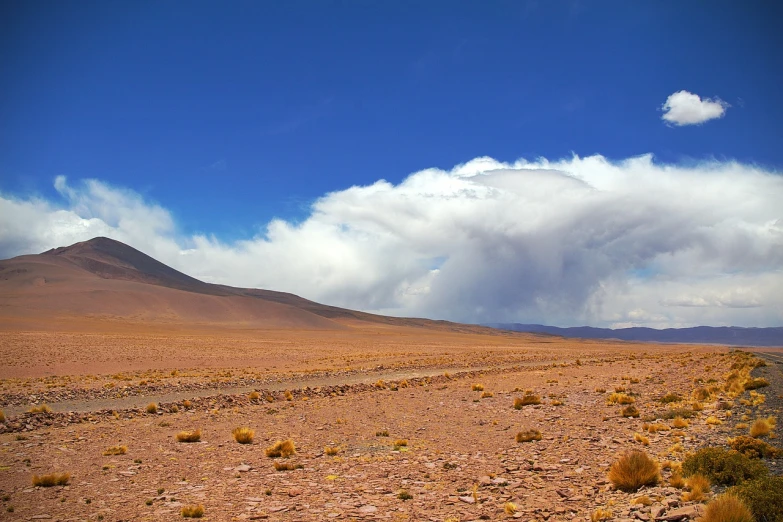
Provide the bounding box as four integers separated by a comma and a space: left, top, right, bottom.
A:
0, 239, 780, 521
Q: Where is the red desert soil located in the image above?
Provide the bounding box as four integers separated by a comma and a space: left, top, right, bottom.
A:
0, 238, 779, 521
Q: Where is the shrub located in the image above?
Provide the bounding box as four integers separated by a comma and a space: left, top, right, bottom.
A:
397, 490, 413, 500
103, 445, 127, 456
516, 429, 542, 442
273, 461, 302, 471
181, 504, 204, 518
176, 430, 201, 443
324, 446, 339, 456
481, 391, 493, 398
28, 404, 52, 414
670, 473, 686, 488
591, 508, 613, 522
232, 427, 254, 444
661, 392, 683, 403
248, 391, 260, 401
608, 450, 659, 492
682, 473, 710, 502
504, 502, 518, 515
729, 435, 780, 459
744, 378, 769, 390
633, 495, 653, 506
729, 476, 783, 522
682, 447, 767, 486
375, 430, 389, 437
645, 423, 671, 433
607, 393, 635, 405
32, 473, 70, 487
514, 393, 541, 408
699, 494, 753, 522
181, 400, 192, 409
662, 407, 696, 419
622, 405, 640, 418
673, 417, 689, 429
634, 433, 650, 445
472, 384, 484, 391
284, 390, 293, 401
393, 439, 408, 449
266, 439, 295, 458
750, 418, 773, 438
706, 416, 722, 426
693, 387, 712, 401
146, 403, 158, 414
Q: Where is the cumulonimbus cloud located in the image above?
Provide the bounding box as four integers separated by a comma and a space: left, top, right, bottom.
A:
1, 154, 782, 328
661, 90, 729, 126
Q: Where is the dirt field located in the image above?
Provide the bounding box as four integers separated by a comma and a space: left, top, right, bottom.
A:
0, 325, 780, 521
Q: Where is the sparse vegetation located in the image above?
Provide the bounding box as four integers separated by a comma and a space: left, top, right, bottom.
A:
28, 404, 52, 414
514, 393, 541, 408
706, 416, 723, 426
729, 435, 780, 459
324, 446, 340, 456
176, 430, 201, 443
622, 405, 640, 418
699, 494, 753, 522
266, 439, 296, 458
750, 418, 774, 438
516, 429, 542, 442
273, 461, 302, 471
591, 508, 613, 522
682, 473, 710, 502
729, 476, 783, 522
393, 439, 408, 449
146, 403, 158, 414
248, 391, 260, 401
504, 501, 518, 515
634, 433, 650, 445
181, 504, 204, 518
375, 430, 389, 437
472, 383, 484, 391
682, 447, 767, 486
32, 473, 71, 487
481, 391, 493, 398
744, 377, 769, 390
103, 445, 127, 456
232, 427, 254, 444
672, 416, 689, 428
397, 490, 413, 500
660, 392, 683, 403
284, 390, 293, 401
0, 410, 5, 422
607, 393, 635, 405
608, 450, 659, 492
670, 473, 686, 488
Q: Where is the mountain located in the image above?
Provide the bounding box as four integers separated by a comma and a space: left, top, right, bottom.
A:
0, 237, 497, 333
486, 323, 783, 347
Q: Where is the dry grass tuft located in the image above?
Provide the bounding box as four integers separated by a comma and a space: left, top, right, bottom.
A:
692, 401, 705, 411
699, 494, 753, 522
181, 504, 204, 518
481, 391, 493, 398
622, 405, 640, 418
672, 417, 689, 429
145, 403, 158, 414
660, 392, 683, 403
266, 439, 296, 458
181, 400, 192, 409
248, 391, 260, 401
750, 418, 773, 438
504, 502, 518, 515
706, 416, 723, 426
273, 461, 303, 471
516, 429, 542, 443
375, 430, 389, 437
284, 390, 293, 401
670, 473, 686, 489
682, 473, 710, 502
728, 435, 780, 459
634, 433, 650, 445
591, 508, 613, 522
394, 439, 408, 448
514, 393, 541, 408
103, 445, 127, 456
324, 446, 340, 456
232, 427, 255, 444
644, 422, 671, 433
632, 495, 653, 506
32, 473, 70, 487
28, 404, 52, 414
743, 377, 769, 390
607, 393, 635, 405
608, 450, 659, 492
472, 384, 484, 391
176, 430, 201, 443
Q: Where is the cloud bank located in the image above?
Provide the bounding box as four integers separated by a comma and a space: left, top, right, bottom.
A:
661, 90, 729, 126
1, 154, 782, 328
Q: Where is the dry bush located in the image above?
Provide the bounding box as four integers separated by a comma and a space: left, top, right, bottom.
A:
32, 473, 70, 487
634, 433, 650, 445
699, 494, 753, 522
375, 430, 389, 437
394, 439, 408, 448
645, 423, 671, 433
682, 447, 767, 486
633, 496, 653, 506
504, 502, 518, 515
622, 405, 640, 418
608, 450, 660, 492
176, 430, 201, 443
0, 410, 5, 422
248, 391, 260, 401
729, 435, 780, 459
481, 391, 494, 398
693, 387, 712, 401
374, 379, 386, 389
706, 416, 723, 426
728, 476, 783, 522
472, 384, 484, 391
28, 404, 52, 414
750, 418, 773, 438
146, 403, 158, 414
551, 399, 564, 406
324, 446, 340, 456
662, 407, 696, 419
735, 422, 749, 430
607, 393, 635, 405
595, 387, 607, 393
682, 473, 710, 502
232, 427, 254, 444
103, 445, 127, 456
670, 473, 686, 488
744, 378, 769, 390
266, 439, 296, 458
516, 429, 542, 443
181, 504, 204, 518
181, 400, 192, 409
661, 392, 683, 403
591, 508, 613, 522
273, 461, 303, 471
692, 401, 705, 411
673, 417, 689, 429
514, 393, 541, 408
284, 390, 293, 401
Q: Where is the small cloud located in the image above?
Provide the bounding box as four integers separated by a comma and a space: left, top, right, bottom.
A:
661, 90, 729, 126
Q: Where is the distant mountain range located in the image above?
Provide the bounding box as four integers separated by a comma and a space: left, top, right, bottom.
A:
486, 324, 783, 347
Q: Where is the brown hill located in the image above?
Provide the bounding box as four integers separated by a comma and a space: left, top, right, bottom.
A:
0, 237, 497, 333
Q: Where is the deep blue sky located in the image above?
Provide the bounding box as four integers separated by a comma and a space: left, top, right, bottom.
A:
2, 1, 782, 239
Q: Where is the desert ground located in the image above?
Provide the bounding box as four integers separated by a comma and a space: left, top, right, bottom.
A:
1, 323, 781, 522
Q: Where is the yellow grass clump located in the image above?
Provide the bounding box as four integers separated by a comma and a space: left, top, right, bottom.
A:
481, 391, 493, 398
504, 502, 517, 514
644, 422, 671, 433
472, 384, 484, 391
699, 494, 753, 522
266, 439, 296, 458
750, 418, 773, 438
273, 461, 303, 471
622, 405, 640, 418
632, 496, 653, 506
634, 433, 650, 445
514, 393, 541, 408
146, 403, 158, 414
706, 416, 722, 426
324, 446, 340, 456
284, 390, 293, 401
591, 508, 613, 522
608, 450, 659, 492
176, 430, 201, 443
181, 400, 192, 409
670, 473, 686, 489
682, 473, 710, 502
516, 429, 542, 443
29, 404, 52, 414
232, 427, 255, 444
32, 473, 70, 487
248, 391, 260, 401
394, 439, 408, 448
103, 445, 127, 456
607, 393, 635, 405
672, 417, 689, 429
181, 504, 204, 518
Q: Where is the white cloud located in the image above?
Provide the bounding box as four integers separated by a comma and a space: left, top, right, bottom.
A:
1, 154, 782, 328
661, 90, 729, 126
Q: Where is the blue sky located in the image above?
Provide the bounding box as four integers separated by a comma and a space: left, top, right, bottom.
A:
1, 1, 782, 327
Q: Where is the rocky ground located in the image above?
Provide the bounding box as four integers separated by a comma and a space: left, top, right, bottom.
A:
0, 338, 780, 521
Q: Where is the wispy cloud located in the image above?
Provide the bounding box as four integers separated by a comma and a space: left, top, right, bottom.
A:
2, 154, 782, 328
661, 90, 730, 126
